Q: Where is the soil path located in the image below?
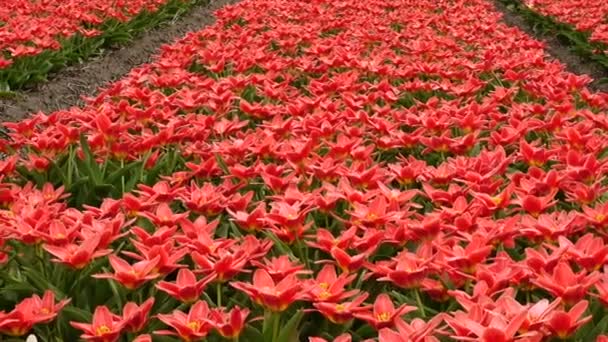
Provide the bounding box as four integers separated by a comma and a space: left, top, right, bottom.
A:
492, 0, 608, 92
0, 0, 239, 121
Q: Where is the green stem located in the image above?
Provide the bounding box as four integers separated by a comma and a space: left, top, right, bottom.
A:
35, 243, 48, 279
120, 159, 125, 194
139, 149, 152, 182
295, 235, 309, 269
216, 282, 222, 307
67, 145, 74, 188
272, 313, 280, 342
414, 288, 427, 318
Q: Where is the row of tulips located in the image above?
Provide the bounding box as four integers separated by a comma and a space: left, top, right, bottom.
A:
0, 0, 203, 91
498, 0, 608, 70
3, 0, 608, 340
523, 0, 608, 46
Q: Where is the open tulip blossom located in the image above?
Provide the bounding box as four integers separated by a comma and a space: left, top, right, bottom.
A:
2, 0, 608, 340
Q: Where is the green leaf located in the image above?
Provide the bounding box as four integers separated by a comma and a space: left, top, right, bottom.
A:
79, 135, 102, 185
277, 310, 304, 342
241, 325, 263, 341
105, 162, 141, 185
579, 312, 608, 340
62, 306, 92, 323
22, 267, 66, 298
229, 221, 244, 237
215, 153, 230, 175
263, 231, 296, 259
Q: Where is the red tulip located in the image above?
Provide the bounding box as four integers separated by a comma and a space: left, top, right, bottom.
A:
138, 203, 188, 228
512, 190, 558, 218
559, 234, 608, 271
156, 268, 214, 303
122, 298, 155, 333
156, 301, 213, 341
354, 294, 417, 330
378, 316, 444, 342
546, 300, 592, 339
231, 269, 303, 312
309, 334, 352, 342
192, 248, 249, 282
303, 265, 359, 302
44, 234, 111, 269
369, 250, 432, 289
532, 261, 600, 306
0, 291, 70, 336
93, 255, 160, 289
314, 293, 371, 324
207, 306, 250, 338
70, 306, 125, 342
330, 246, 369, 273
251, 255, 311, 282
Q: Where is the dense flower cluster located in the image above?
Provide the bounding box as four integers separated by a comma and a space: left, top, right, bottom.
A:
1, 0, 608, 340
0, 0, 182, 69
524, 0, 608, 45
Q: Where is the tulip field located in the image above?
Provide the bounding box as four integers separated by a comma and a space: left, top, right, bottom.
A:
523, 0, 608, 46
0, 0, 201, 91
499, 0, 608, 69
3, 0, 608, 340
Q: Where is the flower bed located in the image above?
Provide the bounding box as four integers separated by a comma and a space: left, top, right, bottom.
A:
1, 0, 608, 340
0, 0, 201, 91
524, 0, 608, 45
499, 0, 608, 70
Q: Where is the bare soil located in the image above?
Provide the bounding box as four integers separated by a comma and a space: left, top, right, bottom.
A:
0, 0, 239, 121
492, 0, 608, 92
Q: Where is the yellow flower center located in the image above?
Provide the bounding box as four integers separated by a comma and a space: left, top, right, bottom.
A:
96, 325, 111, 336
187, 321, 200, 331
377, 312, 391, 322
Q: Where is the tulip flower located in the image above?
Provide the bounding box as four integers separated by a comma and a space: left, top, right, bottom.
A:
122, 298, 155, 333
156, 268, 214, 303
207, 306, 250, 338
70, 306, 125, 342
314, 293, 371, 324
354, 294, 417, 330
532, 261, 600, 305
231, 269, 303, 312
43, 234, 112, 269
0, 291, 70, 337
156, 301, 213, 341
546, 301, 592, 339
93, 255, 160, 289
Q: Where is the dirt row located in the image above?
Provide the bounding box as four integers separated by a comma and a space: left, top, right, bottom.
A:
0, 0, 239, 121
